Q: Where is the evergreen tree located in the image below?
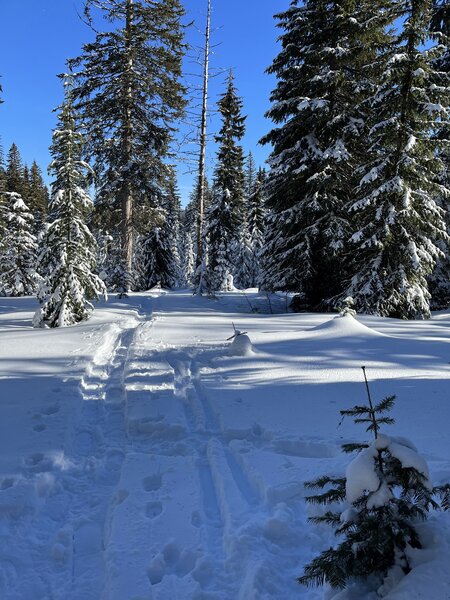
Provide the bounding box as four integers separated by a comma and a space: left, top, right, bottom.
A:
201, 190, 235, 294
0, 192, 39, 296
27, 161, 49, 228
260, 0, 391, 308
70, 0, 186, 293
134, 168, 181, 290
6, 143, 26, 196
247, 168, 267, 287
244, 151, 257, 199
428, 0, 450, 308
34, 76, 106, 328
347, 0, 450, 319
214, 70, 246, 228
234, 220, 254, 289
0, 142, 6, 199
299, 368, 444, 591
199, 71, 246, 293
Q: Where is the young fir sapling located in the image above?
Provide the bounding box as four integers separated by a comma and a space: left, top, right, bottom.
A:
299, 367, 447, 590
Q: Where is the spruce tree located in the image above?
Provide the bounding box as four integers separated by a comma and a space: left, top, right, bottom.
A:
199, 71, 246, 293
214, 70, 246, 229
247, 168, 267, 287
6, 143, 26, 196
202, 190, 235, 294
34, 76, 106, 328
346, 0, 450, 319
428, 0, 450, 309
0, 192, 39, 296
244, 152, 257, 200
70, 0, 186, 292
299, 368, 443, 591
0, 142, 6, 198
134, 169, 181, 290
27, 161, 49, 229
260, 0, 391, 308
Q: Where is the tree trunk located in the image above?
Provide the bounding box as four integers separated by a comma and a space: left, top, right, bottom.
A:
195, 0, 211, 271
120, 0, 134, 292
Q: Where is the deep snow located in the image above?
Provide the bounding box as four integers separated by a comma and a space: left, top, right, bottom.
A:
0, 289, 449, 599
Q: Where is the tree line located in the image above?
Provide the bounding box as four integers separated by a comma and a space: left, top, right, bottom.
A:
0, 0, 449, 326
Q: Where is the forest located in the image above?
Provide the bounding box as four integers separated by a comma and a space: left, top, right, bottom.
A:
0, 0, 448, 326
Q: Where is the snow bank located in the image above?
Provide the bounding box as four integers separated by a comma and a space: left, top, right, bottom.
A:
312, 314, 385, 338
228, 334, 255, 357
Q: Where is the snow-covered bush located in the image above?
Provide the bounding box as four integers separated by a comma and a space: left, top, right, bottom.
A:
299, 369, 447, 591
338, 296, 356, 318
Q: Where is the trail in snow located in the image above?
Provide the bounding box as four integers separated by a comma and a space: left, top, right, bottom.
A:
1, 290, 450, 599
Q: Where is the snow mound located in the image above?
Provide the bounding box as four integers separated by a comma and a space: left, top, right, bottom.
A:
228, 334, 255, 357
311, 314, 384, 338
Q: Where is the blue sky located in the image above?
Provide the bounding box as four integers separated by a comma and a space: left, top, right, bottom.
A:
0, 0, 280, 205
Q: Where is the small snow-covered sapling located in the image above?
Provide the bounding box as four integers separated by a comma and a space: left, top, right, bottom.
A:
298, 366, 446, 591
339, 296, 356, 318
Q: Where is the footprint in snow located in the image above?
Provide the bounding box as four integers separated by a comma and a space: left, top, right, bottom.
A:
146, 501, 163, 519
190, 510, 202, 528
33, 423, 47, 432
143, 474, 162, 492
43, 405, 59, 416
0, 478, 15, 490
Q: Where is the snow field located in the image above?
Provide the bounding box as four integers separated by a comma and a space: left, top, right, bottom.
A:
0, 290, 450, 599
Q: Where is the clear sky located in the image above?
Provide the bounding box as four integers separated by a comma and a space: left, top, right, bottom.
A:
0, 0, 281, 205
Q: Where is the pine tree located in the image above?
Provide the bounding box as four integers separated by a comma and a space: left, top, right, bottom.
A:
244, 152, 257, 199
201, 190, 235, 294
214, 70, 246, 229
0, 141, 6, 200
6, 143, 26, 196
346, 0, 450, 319
27, 161, 49, 228
135, 169, 182, 290
199, 71, 246, 293
70, 0, 187, 292
260, 0, 391, 308
34, 76, 106, 328
0, 192, 39, 296
428, 0, 450, 308
247, 168, 267, 287
299, 368, 444, 591
234, 219, 254, 289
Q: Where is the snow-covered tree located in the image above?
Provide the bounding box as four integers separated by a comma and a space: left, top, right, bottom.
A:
211, 71, 246, 288
244, 152, 257, 200
234, 220, 254, 289
346, 0, 450, 319
214, 70, 246, 228
27, 161, 49, 230
34, 76, 106, 328
0, 192, 39, 296
70, 0, 186, 292
201, 190, 235, 294
428, 0, 450, 309
6, 143, 27, 197
135, 172, 182, 290
260, 0, 391, 308
247, 168, 267, 287
299, 370, 444, 591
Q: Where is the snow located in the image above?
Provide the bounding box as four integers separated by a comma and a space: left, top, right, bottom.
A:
346, 447, 380, 503
0, 289, 450, 599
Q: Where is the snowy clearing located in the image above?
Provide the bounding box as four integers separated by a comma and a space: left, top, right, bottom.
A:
1, 289, 450, 600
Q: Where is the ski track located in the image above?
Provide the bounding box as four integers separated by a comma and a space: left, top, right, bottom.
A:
1, 293, 336, 600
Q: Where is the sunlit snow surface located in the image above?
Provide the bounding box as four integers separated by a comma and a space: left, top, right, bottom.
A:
0, 290, 449, 600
